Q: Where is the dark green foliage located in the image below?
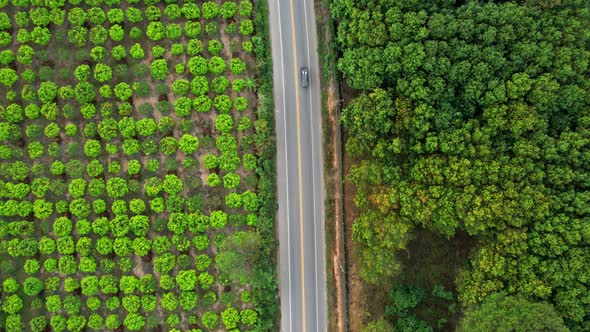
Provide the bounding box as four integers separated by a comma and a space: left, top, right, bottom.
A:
459, 293, 567, 332
334, 0, 590, 329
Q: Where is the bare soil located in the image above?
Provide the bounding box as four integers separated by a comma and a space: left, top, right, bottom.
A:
343, 155, 390, 331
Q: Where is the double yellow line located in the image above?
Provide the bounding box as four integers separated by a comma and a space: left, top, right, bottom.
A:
288, 0, 307, 330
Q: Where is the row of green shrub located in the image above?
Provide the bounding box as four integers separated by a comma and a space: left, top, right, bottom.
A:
250, 0, 278, 330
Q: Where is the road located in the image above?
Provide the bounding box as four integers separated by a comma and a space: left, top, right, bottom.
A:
268, 0, 327, 331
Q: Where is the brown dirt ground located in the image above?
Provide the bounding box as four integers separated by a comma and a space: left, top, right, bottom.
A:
343, 154, 389, 332
325, 78, 346, 332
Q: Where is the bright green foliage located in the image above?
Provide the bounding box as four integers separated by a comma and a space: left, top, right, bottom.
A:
202, 1, 219, 19
221, 307, 240, 330
38, 81, 58, 103
0, 68, 18, 87
176, 270, 197, 291
161, 292, 178, 311
208, 56, 226, 74
206, 173, 221, 187
215, 114, 234, 133
239, 20, 253, 36
182, 3, 201, 19
93, 63, 112, 82
214, 95, 233, 113
105, 314, 121, 329
3, 294, 23, 314
241, 308, 258, 326
150, 59, 168, 80
159, 137, 178, 156
172, 79, 190, 96
221, 2, 238, 19
223, 173, 240, 189
0, 2, 266, 330
123, 313, 145, 331
239, 0, 253, 17
130, 43, 144, 59
194, 95, 212, 112
225, 192, 242, 208
210, 210, 227, 228
106, 177, 128, 198
179, 134, 199, 154
122, 295, 140, 312
188, 56, 208, 75
201, 311, 218, 329
68, 179, 86, 198
174, 97, 192, 117
146, 21, 165, 41
83, 139, 101, 158
114, 82, 132, 101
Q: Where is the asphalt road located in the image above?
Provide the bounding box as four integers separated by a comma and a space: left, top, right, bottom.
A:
268, 0, 327, 331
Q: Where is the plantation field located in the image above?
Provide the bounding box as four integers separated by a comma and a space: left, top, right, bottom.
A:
0, 0, 275, 331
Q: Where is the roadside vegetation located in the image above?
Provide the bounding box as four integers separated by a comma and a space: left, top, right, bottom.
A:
330, 0, 589, 330
0, 0, 277, 331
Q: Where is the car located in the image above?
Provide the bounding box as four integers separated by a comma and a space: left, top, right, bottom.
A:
300, 66, 309, 88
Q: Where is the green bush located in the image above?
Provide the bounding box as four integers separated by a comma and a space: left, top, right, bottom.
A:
112, 45, 126, 60
188, 56, 208, 75
174, 96, 192, 117
38, 81, 58, 103
147, 21, 165, 41
83, 139, 101, 158
94, 63, 112, 82
160, 292, 178, 311
208, 56, 226, 74
150, 59, 168, 80
107, 177, 128, 198
105, 314, 121, 329
187, 38, 204, 55
89, 26, 107, 45
201, 311, 219, 329
221, 307, 240, 330
159, 137, 178, 156
241, 309, 258, 326
87, 314, 103, 330
239, 0, 253, 17
166, 23, 182, 40
214, 95, 233, 113
176, 270, 198, 291
114, 82, 132, 101
221, 1, 238, 19
179, 134, 200, 154
123, 313, 145, 331
126, 7, 143, 23
239, 19, 254, 36
130, 43, 144, 59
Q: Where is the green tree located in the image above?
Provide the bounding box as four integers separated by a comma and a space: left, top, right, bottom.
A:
459, 293, 568, 332
150, 59, 168, 80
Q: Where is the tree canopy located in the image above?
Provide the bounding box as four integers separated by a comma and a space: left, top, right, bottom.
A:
334, 0, 590, 329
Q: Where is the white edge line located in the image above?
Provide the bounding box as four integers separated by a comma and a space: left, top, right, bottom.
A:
302, 1, 321, 331
275, 1, 293, 331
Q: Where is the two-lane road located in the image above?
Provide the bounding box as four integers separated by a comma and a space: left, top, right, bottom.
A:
268, 0, 327, 331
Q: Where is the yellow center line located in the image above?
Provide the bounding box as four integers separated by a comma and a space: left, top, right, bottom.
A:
288, 0, 307, 330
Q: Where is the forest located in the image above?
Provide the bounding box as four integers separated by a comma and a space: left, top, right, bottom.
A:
0, 0, 277, 331
331, 0, 589, 330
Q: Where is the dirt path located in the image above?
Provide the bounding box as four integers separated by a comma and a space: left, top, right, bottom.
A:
325, 79, 348, 332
